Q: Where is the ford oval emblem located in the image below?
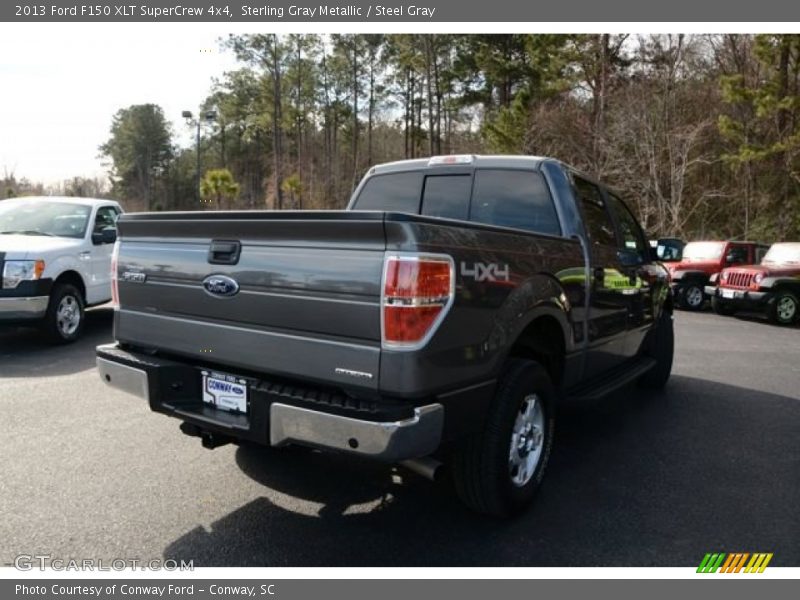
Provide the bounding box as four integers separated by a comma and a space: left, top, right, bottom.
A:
202, 274, 240, 298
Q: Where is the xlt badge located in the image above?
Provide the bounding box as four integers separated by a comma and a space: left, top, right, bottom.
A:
120, 271, 146, 283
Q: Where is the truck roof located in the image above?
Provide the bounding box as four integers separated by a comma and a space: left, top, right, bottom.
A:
0, 196, 119, 208
368, 155, 555, 175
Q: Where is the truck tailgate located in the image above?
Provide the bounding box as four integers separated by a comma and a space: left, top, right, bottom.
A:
114, 211, 386, 391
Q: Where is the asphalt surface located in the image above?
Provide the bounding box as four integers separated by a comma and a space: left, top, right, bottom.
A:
1, 308, 798, 567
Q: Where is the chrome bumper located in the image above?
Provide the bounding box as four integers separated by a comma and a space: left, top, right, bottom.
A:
270, 402, 444, 462
96, 349, 444, 462
0, 296, 48, 320
97, 357, 151, 401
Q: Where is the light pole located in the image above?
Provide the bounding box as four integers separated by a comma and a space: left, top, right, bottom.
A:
182, 109, 217, 204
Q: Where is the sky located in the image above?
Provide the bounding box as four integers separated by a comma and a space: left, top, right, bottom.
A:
0, 24, 241, 185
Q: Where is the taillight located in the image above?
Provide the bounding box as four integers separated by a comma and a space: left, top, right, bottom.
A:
110, 240, 120, 309
382, 254, 454, 348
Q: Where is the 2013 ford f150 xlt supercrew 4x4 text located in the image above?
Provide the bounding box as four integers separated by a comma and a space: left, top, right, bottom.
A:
96, 155, 674, 516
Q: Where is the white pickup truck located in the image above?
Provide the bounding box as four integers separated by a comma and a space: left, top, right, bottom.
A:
0, 197, 122, 342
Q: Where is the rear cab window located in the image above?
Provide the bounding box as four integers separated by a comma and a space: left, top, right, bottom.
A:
353, 165, 563, 238
470, 170, 561, 236
421, 175, 472, 220
352, 172, 423, 212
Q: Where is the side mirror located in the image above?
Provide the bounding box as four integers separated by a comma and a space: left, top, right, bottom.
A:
92, 228, 117, 245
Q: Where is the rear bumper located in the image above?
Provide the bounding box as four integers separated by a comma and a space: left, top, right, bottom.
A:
0, 296, 48, 321
705, 286, 771, 309
269, 403, 443, 459
96, 343, 444, 462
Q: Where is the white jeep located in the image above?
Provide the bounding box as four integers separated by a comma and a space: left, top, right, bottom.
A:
0, 197, 122, 343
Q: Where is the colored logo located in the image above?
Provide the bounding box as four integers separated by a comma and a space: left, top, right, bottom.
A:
697, 553, 773, 573
202, 274, 240, 298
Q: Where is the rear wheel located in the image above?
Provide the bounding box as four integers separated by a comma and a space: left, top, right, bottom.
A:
42, 283, 85, 344
769, 291, 799, 326
679, 283, 705, 310
451, 358, 556, 517
638, 310, 674, 390
711, 296, 736, 316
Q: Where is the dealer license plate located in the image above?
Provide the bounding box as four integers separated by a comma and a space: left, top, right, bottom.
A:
721, 289, 735, 299
201, 370, 248, 414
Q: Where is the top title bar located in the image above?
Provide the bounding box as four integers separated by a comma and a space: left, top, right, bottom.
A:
4, 0, 800, 22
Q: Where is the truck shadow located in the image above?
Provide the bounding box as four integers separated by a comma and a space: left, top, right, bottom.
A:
162, 375, 800, 567
0, 308, 114, 377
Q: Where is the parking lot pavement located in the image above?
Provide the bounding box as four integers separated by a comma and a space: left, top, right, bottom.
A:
1, 309, 798, 567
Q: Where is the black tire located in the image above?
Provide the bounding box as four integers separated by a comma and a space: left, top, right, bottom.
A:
678, 283, 705, 311
711, 296, 736, 316
42, 283, 85, 344
451, 358, 556, 517
768, 290, 799, 326
638, 310, 674, 390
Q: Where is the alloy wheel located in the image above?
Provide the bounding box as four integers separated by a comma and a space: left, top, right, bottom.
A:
509, 394, 545, 487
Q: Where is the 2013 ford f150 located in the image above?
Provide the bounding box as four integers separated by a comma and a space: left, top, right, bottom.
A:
96, 155, 674, 516
1, 197, 122, 342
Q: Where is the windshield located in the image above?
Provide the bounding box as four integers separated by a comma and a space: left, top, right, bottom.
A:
762, 243, 800, 265
0, 200, 91, 239
682, 241, 724, 260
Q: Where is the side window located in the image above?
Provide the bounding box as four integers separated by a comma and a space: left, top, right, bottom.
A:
469, 170, 561, 236
352, 172, 423, 212
573, 176, 616, 247
607, 193, 647, 255
421, 175, 472, 220
93, 206, 120, 233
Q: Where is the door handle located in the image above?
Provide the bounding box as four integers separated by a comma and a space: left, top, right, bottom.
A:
208, 240, 241, 265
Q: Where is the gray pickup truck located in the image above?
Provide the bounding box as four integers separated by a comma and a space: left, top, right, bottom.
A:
97, 155, 673, 516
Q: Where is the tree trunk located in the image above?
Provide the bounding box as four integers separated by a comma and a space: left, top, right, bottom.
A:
271, 34, 283, 210
426, 37, 435, 156
368, 46, 375, 166
351, 39, 360, 192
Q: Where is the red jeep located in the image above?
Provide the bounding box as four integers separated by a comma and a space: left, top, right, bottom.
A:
667, 241, 768, 310
706, 242, 800, 325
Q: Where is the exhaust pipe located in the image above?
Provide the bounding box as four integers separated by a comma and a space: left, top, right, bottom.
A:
400, 456, 443, 481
